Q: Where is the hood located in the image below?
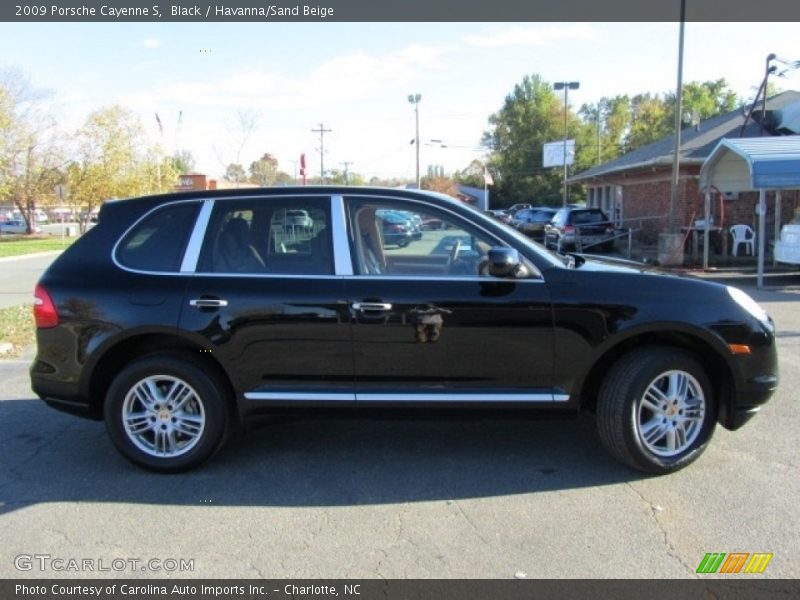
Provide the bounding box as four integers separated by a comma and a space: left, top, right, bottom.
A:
572, 254, 672, 276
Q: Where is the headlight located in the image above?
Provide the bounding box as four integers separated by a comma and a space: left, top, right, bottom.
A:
727, 286, 772, 329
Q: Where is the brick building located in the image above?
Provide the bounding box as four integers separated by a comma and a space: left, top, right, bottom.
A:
571, 91, 800, 244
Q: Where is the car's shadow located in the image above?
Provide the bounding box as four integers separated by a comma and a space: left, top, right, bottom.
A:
0, 398, 644, 515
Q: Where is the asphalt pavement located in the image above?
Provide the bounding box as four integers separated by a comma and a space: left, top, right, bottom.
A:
0, 260, 798, 579
0, 252, 60, 309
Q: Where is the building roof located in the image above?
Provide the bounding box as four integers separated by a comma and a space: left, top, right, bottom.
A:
571, 90, 800, 183
701, 136, 800, 191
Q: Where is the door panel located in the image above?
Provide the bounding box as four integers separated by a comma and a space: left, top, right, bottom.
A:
346, 279, 554, 397
181, 276, 353, 400
343, 195, 556, 401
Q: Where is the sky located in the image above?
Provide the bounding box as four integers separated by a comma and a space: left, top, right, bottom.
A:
1, 21, 799, 182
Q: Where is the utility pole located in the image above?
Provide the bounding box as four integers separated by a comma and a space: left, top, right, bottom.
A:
553, 82, 579, 207
341, 161, 353, 185
311, 123, 332, 182
761, 54, 777, 135
408, 94, 422, 188
596, 105, 602, 166
668, 0, 686, 232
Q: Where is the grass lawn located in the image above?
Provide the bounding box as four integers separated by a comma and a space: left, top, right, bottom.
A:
0, 235, 75, 258
0, 304, 35, 358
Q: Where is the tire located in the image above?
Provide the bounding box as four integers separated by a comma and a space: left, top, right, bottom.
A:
596, 347, 716, 474
105, 354, 230, 472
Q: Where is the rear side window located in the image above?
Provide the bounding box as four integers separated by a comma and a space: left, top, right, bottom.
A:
116, 202, 200, 272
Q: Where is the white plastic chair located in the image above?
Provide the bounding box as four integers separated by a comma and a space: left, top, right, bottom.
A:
729, 224, 755, 257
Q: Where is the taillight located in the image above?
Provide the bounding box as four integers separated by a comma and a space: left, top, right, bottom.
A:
605, 224, 614, 233
34, 284, 59, 328
388, 224, 405, 232
564, 225, 575, 234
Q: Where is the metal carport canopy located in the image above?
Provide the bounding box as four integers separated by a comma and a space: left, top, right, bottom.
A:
700, 136, 800, 287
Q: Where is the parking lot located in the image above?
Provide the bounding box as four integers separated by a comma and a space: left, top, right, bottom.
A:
0, 262, 798, 579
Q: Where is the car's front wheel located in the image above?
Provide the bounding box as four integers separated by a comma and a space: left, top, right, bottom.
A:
105, 354, 229, 472
596, 347, 716, 474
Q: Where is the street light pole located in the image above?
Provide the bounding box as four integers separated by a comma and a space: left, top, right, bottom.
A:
553, 82, 579, 207
408, 94, 422, 188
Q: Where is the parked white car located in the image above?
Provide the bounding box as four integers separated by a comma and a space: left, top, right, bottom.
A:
285, 209, 314, 229
0, 220, 42, 234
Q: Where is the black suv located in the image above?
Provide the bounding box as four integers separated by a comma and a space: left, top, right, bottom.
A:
510, 207, 558, 242
31, 187, 778, 473
544, 207, 616, 253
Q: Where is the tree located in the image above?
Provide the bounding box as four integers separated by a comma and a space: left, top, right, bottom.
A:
627, 93, 672, 151
481, 74, 568, 207
574, 79, 740, 170
170, 149, 196, 174
66, 106, 153, 232
322, 168, 366, 186
453, 159, 487, 189
249, 153, 279, 186
223, 163, 246, 185
214, 109, 259, 175
667, 79, 738, 124
0, 71, 64, 233
421, 175, 459, 197
578, 95, 631, 166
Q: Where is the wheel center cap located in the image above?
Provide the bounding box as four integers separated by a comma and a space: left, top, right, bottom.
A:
158, 409, 171, 421
666, 405, 677, 418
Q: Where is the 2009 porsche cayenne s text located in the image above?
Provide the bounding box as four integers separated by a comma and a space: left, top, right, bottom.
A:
31, 187, 778, 473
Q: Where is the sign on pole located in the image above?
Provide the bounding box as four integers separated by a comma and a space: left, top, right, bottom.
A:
543, 140, 575, 167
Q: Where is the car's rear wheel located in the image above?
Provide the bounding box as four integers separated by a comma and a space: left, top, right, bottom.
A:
596, 347, 716, 474
105, 355, 229, 472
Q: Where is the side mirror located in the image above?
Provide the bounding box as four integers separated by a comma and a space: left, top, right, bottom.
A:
487, 247, 525, 278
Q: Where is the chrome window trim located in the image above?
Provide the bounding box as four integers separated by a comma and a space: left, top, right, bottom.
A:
112, 198, 204, 276
180, 199, 215, 273
109, 191, 545, 281
330, 195, 354, 276
244, 392, 568, 402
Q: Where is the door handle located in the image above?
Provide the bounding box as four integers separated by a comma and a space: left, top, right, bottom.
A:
189, 298, 229, 308
352, 302, 392, 312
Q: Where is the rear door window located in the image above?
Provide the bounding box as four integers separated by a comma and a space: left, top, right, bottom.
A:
197, 197, 332, 275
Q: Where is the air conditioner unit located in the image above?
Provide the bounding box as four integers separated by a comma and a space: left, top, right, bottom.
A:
723, 191, 739, 200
